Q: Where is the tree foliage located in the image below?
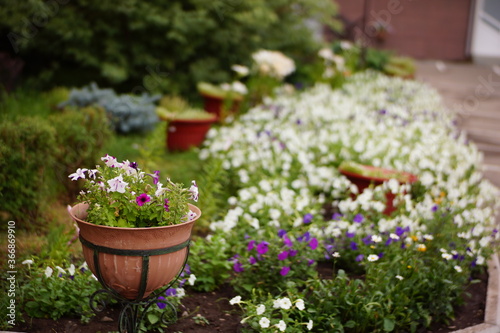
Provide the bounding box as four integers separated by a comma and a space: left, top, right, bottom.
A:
0, 0, 340, 95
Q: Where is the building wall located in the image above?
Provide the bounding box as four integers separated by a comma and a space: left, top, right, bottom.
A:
334, 0, 473, 61
471, 0, 500, 64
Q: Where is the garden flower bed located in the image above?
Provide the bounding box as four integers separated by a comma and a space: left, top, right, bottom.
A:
7, 71, 500, 333
194, 71, 500, 332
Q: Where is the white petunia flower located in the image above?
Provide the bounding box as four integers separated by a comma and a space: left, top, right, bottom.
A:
256, 304, 266, 315
259, 317, 270, 328
277, 320, 287, 332
188, 274, 196, 286
68, 168, 88, 181
295, 299, 305, 311
107, 175, 128, 193
230, 296, 242, 305
44, 267, 53, 278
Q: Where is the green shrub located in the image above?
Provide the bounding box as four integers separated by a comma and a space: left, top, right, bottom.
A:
49, 106, 111, 199
0, 117, 57, 225
0, 0, 340, 96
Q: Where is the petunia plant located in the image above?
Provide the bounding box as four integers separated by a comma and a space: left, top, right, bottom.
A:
69, 155, 199, 227
230, 229, 321, 296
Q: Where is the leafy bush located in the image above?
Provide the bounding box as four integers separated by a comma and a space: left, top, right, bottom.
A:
0, 0, 340, 96
188, 234, 232, 292
60, 83, 159, 133
0, 89, 111, 223
50, 106, 111, 198
0, 117, 57, 224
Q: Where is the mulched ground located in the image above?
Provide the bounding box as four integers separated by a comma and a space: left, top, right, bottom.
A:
12, 267, 488, 333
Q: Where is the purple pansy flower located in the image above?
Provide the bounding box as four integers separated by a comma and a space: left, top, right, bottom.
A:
289, 249, 298, 257
431, 205, 438, 212
283, 236, 293, 247
362, 235, 373, 245
332, 212, 343, 221
350, 241, 358, 250
165, 288, 177, 297
164, 198, 170, 212
157, 296, 166, 309
355, 254, 364, 262
247, 240, 256, 251
278, 229, 287, 238
346, 231, 356, 238
249, 256, 257, 265
298, 232, 311, 242
353, 214, 364, 223
303, 213, 313, 224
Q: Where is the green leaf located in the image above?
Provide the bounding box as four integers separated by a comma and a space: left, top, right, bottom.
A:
383, 318, 395, 332
344, 320, 356, 328
148, 313, 159, 324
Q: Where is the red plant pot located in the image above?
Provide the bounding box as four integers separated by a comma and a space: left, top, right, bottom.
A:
339, 165, 418, 216
201, 93, 241, 121
167, 115, 217, 151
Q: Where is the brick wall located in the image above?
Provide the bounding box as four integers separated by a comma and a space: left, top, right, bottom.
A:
333, 0, 473, 61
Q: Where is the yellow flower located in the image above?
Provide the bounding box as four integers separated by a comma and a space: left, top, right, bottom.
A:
416, 244, 427, 252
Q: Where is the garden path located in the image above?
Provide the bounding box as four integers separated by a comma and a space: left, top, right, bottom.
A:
416, 60, 500, 333
416, 60, 500, 188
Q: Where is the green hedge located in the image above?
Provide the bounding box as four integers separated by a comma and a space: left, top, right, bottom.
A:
1, 0, 339, 96
0, 106, 110, 226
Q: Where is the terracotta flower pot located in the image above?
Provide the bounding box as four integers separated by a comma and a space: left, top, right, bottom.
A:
339, 165, 418, 215
167, 114, 217, 151
69, 203, 201, 301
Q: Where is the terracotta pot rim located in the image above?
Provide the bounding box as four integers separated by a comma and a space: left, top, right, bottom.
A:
200, 91, 244, 101
168, 115, 217, 125
69, 202, 201, 231
339, 166, 418, 184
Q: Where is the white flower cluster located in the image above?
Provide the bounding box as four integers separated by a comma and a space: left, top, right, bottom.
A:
252, 49, 296, 80
202, 71, 500, 258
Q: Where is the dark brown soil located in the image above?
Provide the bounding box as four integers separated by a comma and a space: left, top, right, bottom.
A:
12, 269, 488, 333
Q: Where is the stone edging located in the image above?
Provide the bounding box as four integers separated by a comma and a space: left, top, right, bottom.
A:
453, 253, 500, 333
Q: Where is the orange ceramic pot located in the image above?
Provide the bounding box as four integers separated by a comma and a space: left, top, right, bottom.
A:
339, 166, 418, 216
69, 203, 200, 301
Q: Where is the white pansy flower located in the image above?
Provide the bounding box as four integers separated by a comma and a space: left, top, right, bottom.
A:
188, 274, 196, 286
